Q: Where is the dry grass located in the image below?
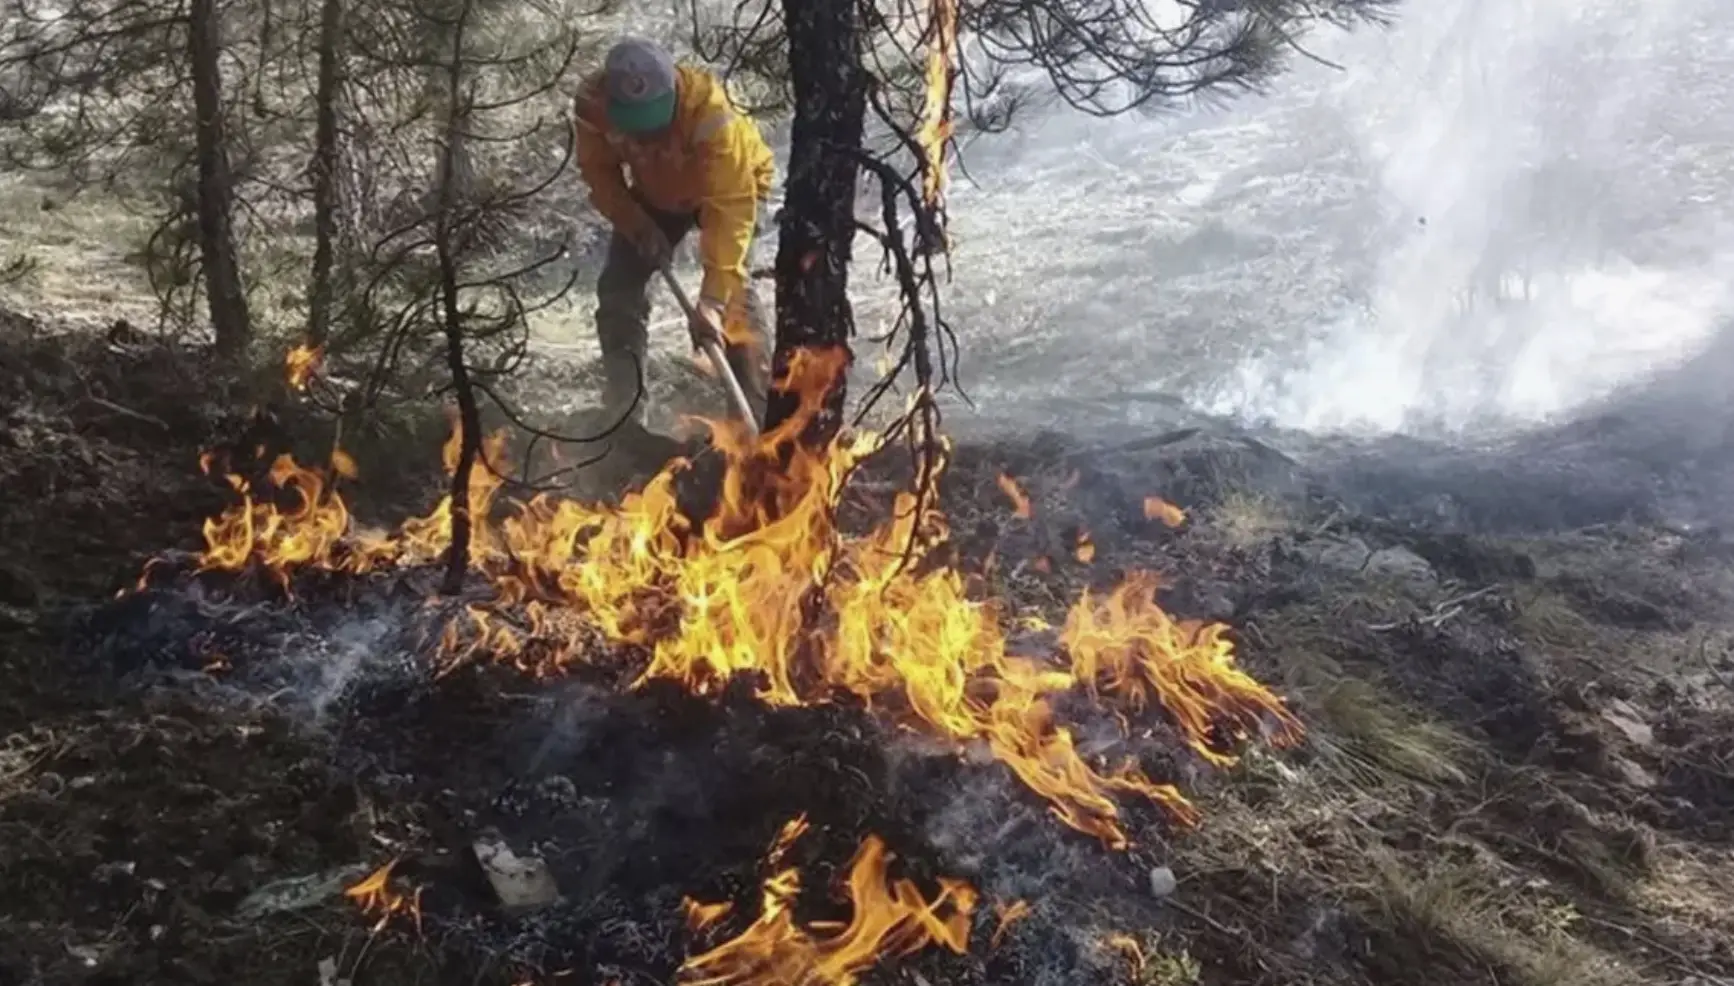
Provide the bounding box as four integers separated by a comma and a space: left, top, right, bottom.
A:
1368, 851, 1630, 986
0, 176, 158, 324
1512, 584, 1597, 651
1208, 490, 1295, 550
1090, 930, 1203, 986
0, 726, 63, 805
1310, 677, 1472, 787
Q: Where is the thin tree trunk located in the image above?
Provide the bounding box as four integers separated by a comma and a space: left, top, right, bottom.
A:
306, 0, 346, 348
435, 2, 481, 597
765, 0, 868, 444
188, 0, 251, 360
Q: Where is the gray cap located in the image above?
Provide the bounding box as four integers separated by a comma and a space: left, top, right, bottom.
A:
603, 37, 677, 106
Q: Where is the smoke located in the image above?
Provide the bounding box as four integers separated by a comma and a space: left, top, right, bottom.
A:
1202, 0, 1734, 434
927, 0, 1734, 443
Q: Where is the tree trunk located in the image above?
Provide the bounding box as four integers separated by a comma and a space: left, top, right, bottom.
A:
765, 0, 868, 443
188, 0, 251, 360
434, 2, 481, 597
306, 0, 346, 348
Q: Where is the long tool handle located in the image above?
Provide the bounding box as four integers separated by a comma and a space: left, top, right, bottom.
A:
656, 265, 761, 436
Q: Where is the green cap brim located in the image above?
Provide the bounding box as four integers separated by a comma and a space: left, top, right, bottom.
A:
607, 91, 676, 134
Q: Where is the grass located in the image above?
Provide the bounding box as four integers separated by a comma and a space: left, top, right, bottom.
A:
1367, 851, 1627, 986
1208, 490, 1295, 550
1311, 677, 1471, 787
0, 176, 159, 324
1097, 931, 1203, 986
1512, 584, 1597, 650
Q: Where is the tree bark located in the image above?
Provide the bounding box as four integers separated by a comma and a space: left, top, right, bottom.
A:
434, 2, 481, 597
305, 0, 346, 348
188, 0, 251, 360
765, 0, 868, 443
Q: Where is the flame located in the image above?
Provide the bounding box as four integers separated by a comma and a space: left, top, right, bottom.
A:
1074, 529, 1096, 564
678, 830, 975, 986
345, 860, 422, 934
914, 0, 959, 211
685, 897, 737, 934
1062, 572, 1303, 768
1104, 933, 1145, 976
286, 342, 323, 391
1144, 497, 1185, 528
165, 345, 1302, 848
990, 899, 1030, 949
995, 473, 1033, 520
331, 447, 359, 480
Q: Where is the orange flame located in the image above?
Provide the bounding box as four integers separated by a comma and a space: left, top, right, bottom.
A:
286, 342, 323, 391
1143, 497, 1185, 528
166, 345, 1301, 848
1104, 933, 1146, 976
1062, 572, 1303, 768
990, 899, 1031, 949
995, 473, 1033, 520
684, 897, 737, 934
345, 860, 422, 934
1074, 529, 1096, 564
678, 830, 976, 986
914, 0, 959, 211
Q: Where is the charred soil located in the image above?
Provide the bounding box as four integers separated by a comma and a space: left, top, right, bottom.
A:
3, 325, 1733, 986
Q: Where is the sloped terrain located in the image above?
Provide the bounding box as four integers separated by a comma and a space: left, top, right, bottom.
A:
3, 325, 1732, 986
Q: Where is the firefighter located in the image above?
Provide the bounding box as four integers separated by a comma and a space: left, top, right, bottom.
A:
572, 37, 775, 430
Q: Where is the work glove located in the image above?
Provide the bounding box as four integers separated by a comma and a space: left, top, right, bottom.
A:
687, 296, 725, 351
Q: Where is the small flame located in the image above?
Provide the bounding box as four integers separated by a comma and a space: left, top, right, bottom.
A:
990, 899, 1031, 949
995, 473, 1033, 520
331, 447, 359, 480
767, 815, 811, 866
1143, 496, 1185, 528
684, 897, 737, 934
678, 831, 976, 986
344, 860, 422, 934
1062, 571, 1304, 768
1074, 529, 1096, 564
914, 0, 958, 224
1104, 933, 1145, 976
285, 342, 323, 391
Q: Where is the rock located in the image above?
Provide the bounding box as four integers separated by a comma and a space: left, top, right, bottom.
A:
1299, 538, 1436, 585
1365, 547, 1437, 584
1300, 537, 1372, 575
1148, 866, 1177, 898
1601, 700, 1655, 748
235, 864, 375, 920
473, 837, 559, 911
317, 956, 351, 986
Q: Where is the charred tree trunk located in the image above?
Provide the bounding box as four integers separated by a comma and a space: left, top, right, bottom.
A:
188, 0, 251, 360
765, 0, 868, 443
435, 2, 481, 597
306, 0, 346, 348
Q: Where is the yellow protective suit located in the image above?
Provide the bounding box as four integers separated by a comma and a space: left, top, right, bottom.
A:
573, 64, 776, 311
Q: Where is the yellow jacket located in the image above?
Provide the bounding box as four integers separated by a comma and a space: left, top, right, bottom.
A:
573, 64, 776, 309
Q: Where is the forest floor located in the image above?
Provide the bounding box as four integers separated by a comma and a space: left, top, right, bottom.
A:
3, 314, 1733, 986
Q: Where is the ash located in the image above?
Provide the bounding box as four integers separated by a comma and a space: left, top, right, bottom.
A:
70, 560, 1177, 985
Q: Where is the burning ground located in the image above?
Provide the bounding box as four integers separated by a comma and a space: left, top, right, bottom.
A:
4, 323, 1734, 986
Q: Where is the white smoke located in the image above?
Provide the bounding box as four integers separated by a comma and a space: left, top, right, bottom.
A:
1200, 0, 1734, 434
917, 0, 1734, 439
